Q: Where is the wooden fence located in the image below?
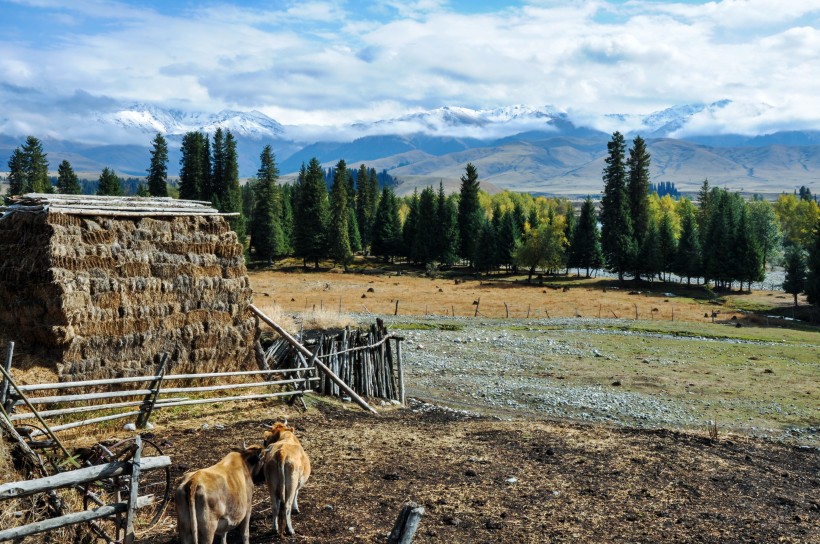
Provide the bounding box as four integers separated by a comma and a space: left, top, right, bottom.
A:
0, 435, 170, 543
0, 345, 317, 436
262, 318, 406, 404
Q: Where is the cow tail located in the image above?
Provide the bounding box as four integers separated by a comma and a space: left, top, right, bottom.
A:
189, 480, 199, 544
279, 458, 287, 504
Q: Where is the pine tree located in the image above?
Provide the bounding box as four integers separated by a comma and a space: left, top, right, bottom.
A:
280, 183, 295, 254
210, 128, 225, 208
329, 160, 352, 269
21, 136, 51, 193
146, 133, 169, 197
457, 163, 483, 267
402, 190, 420, 263
355, 164, 374, 249
7, 137, 51, 195
56, 160, 81, 194
674, 204, 701, 285
658, 212, 677, 281
734, 205, 764, 291
332, 162, 360, 253
179, 132, 210, 201
782, 247, 806, 307
414, 186, 438, 265
249, 145, 284, 263
210, 130, 246, 247
372, 185, 400, 262
436, 185, 459, 266
496, 209, 518, 270
804, 227, 820, 307
97, 167, 123, 196
294, 159, 329, 268
6, 148, 26, 196
626, 136, 651, 244
696, 178, 712, 248
600, 131, 635, 281
527, 206, 540, 230
571, 196, 603, 277
639, 219, 662, 284
474, 220, 498, 273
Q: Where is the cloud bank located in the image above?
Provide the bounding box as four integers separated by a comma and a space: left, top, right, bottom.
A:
1, 0, 819, 142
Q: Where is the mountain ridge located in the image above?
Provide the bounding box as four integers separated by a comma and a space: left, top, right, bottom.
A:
3, 102, 820, 196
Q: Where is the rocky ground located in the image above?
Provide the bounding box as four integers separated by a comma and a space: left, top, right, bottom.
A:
384, 315, 819, 446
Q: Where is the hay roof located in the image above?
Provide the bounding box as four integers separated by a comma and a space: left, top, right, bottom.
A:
2, 193, 235, 218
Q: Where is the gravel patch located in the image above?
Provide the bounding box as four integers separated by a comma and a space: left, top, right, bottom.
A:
350, 313, 818, 446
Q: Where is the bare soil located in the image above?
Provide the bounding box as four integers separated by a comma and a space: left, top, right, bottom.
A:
140, 399, 819, 544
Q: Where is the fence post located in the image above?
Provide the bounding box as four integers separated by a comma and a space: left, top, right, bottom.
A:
135, 353, 168, 429
0, 341, 14, 410
123, 435, 143, 544
387, 501, 424, 544
395, 338, 405, 406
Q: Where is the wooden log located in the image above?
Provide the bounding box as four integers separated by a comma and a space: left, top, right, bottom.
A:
29, 411, 144, 436
150, 390, 312, 409
159, 377, 314, 394
15, 368, 315, 392
17, 389, 154, 406
9, 397, 188, 421
0, 495, 155, 542
123, 436, 142, 544
0, 342, 13, 407
0, 456, 171, 499
396, 339, 405, 405
250, 304, 378, 415
387, 502, 425, 544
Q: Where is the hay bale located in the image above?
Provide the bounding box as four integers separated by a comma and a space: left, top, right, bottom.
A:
0, 195, 256, 379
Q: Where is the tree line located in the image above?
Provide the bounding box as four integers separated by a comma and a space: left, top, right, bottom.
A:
5, 132, 820, 308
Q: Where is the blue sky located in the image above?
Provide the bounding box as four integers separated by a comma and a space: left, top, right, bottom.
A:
2, 0, 820, 141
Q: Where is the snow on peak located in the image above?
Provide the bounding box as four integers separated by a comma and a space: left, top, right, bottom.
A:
99, 105, 284, 139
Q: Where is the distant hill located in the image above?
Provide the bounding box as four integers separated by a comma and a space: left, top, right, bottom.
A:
2, 102, 820, 196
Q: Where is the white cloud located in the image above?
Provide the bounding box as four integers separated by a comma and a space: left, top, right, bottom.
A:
1, 0, 820, 140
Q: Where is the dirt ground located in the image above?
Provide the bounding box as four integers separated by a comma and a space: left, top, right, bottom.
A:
139, 399, 819, 544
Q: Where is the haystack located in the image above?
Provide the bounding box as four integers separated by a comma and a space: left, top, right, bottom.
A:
0, 194, 256, 379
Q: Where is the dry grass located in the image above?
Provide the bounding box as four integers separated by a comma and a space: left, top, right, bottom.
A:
247, 269, 787, 325
254, 301, 359, 333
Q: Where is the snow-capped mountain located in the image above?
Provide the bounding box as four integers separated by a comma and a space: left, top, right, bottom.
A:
98, 104, 285, 139
352, 105, 565, 135
5, 99, 820, 195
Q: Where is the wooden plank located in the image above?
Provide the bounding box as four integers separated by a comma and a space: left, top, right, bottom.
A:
17, 389, 153, 405
0, 495, 154, 541
49, 208, 238, 217
151, 390, 311, 409
0, 342, 13, 407
16, 368, 315, 392
396, 339, 405, 406
28, 411, 144, 436
0, 456, 171, 500
9, 397, 187, 421
123, 436, 142, 544
160, 377, 318, 395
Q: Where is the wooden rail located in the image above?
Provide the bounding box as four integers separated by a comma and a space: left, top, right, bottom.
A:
0, 436, 170, 543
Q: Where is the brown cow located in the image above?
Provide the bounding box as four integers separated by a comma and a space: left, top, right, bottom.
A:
263, 422, 311, 536
175, 443, 265, 544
